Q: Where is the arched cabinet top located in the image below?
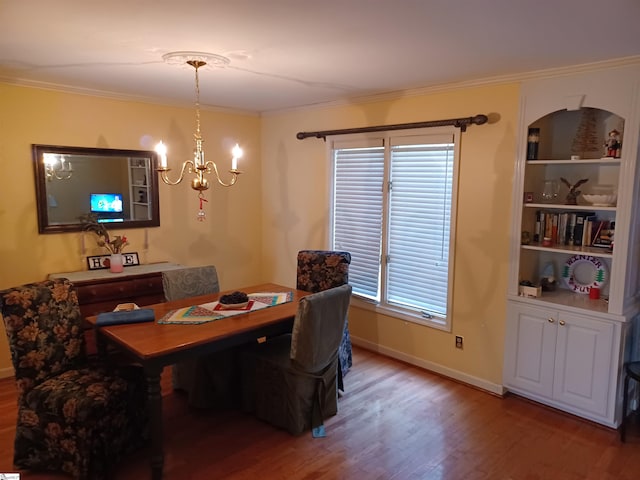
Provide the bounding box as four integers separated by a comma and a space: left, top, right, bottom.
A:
520, 63, 640, 127
528, 107, 624, 161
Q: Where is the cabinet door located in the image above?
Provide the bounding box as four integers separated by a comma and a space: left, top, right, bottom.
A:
553, 312, 614, 417
504, 302, 557, 398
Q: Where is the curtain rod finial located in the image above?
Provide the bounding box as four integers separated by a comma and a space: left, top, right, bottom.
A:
472, 114, 489, 125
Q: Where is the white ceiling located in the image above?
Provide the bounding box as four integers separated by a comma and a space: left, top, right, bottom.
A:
2, 0, 640, 114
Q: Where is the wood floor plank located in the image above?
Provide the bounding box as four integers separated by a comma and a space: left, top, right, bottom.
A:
1, 346, 640, 479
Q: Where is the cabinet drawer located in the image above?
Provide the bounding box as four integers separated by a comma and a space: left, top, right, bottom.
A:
76, 281, 133, 303
133, 276, 164, 296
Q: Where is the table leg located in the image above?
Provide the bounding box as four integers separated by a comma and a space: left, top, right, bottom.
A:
145, 366, 164, 479
95, 329, 107, 359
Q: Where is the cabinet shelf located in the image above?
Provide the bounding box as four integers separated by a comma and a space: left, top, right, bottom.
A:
526, 158, 622, 165
509, 290, 611, 316
521, 243, 613, 258
524, 203, 616, 212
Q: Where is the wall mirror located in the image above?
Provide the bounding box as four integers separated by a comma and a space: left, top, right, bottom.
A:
33, 144, 160, 233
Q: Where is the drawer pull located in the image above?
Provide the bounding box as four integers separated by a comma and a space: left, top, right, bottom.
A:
559, 320, 565, 326
547, 318, 554, 323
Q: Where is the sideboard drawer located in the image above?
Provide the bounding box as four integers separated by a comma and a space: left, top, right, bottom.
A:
76, 281, 132, 304
133, 275, 164, 296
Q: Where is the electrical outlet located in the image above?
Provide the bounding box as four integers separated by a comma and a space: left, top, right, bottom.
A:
455, 335, 464, 349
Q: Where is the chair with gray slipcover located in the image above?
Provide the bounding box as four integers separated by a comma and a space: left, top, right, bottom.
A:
296, 249, 353, 391
162, 265, 236, 409
240, 284, 352, 436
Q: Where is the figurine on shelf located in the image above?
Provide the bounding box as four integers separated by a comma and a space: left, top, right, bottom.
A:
560, 177, 589, 205
604, 129, 621, 158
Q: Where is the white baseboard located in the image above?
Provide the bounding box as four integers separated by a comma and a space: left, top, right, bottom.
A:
351, 336, 506, 396
0, 366, 14, 379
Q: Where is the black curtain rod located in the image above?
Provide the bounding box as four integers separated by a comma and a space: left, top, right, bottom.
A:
296, 114, 489, 140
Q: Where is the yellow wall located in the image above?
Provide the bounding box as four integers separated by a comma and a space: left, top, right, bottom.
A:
0, 81, 520, 389
260, 84, 520, 389
0, 84, 262, 374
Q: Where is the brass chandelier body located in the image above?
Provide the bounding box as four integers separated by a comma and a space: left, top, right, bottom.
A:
156, 54, 242, 192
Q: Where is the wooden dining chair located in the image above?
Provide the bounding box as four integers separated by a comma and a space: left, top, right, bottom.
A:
296, 249, 352, 391
162, 265, 237, 409
240, 285, 352, 436
0, 279, 147, 480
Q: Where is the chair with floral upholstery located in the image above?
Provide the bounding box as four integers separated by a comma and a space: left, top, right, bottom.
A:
0, 279, 147, 480
296, 250, 352, 391
162, 265, 237, 409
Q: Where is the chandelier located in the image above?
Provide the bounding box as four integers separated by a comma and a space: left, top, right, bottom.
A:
155, 52, 243, 219
43, 153, 73, 181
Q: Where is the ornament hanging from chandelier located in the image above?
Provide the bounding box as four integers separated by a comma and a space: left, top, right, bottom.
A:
155, 51, 243, 219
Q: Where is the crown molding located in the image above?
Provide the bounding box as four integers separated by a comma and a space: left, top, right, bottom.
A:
0, 75, 259, 117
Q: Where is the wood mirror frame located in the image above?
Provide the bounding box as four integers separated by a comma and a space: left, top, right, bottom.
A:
33, 144, 160, 233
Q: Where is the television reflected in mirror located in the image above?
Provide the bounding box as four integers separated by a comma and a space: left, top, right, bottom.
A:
33, 144, 160, 233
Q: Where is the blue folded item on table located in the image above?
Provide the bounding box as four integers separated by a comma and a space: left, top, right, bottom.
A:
96, 308, 155, 326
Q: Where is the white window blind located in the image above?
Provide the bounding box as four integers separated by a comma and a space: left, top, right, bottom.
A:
332, 140, 384, 300
330, 129, 458, 329
387, 136, 454, 317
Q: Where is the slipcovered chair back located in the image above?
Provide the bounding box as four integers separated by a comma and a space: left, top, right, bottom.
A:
291, 284, 352, 373
162, 265, 236, 409
162, 265, 220, 301
296, 250, 350, 293
240, 284, 353, 436
1, 278, 87, 396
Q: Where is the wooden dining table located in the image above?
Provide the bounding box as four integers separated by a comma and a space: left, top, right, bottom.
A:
85, 282, 310, 480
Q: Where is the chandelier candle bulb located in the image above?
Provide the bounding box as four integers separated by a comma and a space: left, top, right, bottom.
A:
231, 144, 242, 170
156, 141, 168, 169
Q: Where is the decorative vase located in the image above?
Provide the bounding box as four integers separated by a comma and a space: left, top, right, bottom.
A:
109, 253, 124, 273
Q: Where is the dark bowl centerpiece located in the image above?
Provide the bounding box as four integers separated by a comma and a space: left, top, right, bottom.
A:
218, 291, 249, 309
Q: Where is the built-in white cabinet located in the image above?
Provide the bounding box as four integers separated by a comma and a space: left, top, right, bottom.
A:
504, 302, 619, 425
504, 63, 640, 428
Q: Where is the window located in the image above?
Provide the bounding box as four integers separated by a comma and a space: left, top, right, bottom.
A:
329, 128, 460, 330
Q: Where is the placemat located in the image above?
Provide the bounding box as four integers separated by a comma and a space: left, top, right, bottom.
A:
157, 291, 293, 325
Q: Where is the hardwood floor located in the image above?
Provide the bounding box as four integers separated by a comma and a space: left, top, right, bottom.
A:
1, 347, 640, 479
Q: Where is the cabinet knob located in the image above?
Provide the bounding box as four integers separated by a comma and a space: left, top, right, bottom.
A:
559, 320, 566, 326
547, 318, 554, 323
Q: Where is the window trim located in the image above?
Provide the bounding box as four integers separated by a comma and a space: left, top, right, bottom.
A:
328, 127, 460, 332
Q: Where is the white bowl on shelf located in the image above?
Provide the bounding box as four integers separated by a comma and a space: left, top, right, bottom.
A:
582, 193, 617, 206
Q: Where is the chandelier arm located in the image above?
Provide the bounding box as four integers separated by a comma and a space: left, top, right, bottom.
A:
50, 170, 73, 180
159, 161, 194, 186
205, 161, 241, 187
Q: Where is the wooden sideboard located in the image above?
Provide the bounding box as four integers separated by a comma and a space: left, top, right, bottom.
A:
49, 262, 184, 318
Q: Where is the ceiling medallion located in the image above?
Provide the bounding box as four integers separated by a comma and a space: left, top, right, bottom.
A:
161, 51, 230, 69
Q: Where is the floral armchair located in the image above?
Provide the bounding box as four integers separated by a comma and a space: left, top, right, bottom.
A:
0, 279, 147, 479
296, 250, 352, 391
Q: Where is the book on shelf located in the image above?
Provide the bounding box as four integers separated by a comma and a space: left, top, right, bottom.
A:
534, 210, 543, 243
566, 212, 577, 245
582, 214, 598, 247
557, 212, 568, 245
572, 211, 596, 246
